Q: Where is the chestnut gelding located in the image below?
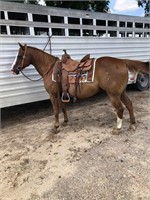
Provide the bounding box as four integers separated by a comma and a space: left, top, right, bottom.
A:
11, 43, 149, 133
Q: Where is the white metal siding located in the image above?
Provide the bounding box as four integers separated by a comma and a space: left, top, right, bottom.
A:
0, 35, 150, 108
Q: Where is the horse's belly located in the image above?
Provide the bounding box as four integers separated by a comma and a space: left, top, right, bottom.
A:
68, 83, 99, 99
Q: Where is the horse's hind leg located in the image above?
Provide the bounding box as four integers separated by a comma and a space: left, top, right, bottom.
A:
121, 90, 136, 130
107, 93, 124, 129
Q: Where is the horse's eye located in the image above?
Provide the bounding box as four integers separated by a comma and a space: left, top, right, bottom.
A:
17, 55, 22, 58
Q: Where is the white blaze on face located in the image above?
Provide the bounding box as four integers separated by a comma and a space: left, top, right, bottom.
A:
11, 52, 18, 71
117, 115, 122, 129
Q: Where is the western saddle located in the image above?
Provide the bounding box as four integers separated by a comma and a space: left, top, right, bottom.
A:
54, 50, 94, 102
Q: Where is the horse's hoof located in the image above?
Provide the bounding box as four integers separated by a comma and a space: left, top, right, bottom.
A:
51, 127, 59, 134
111, 128, 121, 135
128, 124, 136, 131
62, 121, 68, 126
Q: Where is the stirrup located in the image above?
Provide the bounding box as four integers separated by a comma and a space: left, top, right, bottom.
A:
61, 92, 70, 103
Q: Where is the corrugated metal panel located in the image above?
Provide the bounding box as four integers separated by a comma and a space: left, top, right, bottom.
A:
51, 37, 150, 60
0, 35, 150, 108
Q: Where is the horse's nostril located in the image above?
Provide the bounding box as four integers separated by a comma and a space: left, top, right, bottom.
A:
11, 69, 20, 75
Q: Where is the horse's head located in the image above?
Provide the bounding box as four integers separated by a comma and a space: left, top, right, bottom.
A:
11, 43, 31, 75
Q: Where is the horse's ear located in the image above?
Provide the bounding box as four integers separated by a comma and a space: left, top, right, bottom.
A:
18, 42, 25, 50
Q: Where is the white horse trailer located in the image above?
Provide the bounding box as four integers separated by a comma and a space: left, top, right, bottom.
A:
0, 1, 150, 108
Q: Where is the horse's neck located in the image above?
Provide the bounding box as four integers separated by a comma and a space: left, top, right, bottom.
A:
29, 47, 56, 77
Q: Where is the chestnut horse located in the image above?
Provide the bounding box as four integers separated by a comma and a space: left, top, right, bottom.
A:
11, 43, 149, 133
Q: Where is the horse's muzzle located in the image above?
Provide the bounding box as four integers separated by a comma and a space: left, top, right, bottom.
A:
11, 67, 20, 75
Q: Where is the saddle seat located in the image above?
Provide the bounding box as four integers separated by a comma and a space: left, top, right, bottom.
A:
61, 52, 93, 72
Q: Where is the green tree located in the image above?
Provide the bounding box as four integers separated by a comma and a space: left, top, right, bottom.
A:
137, 0, 150, 16
45, 1, 110, 12
6, 0, 110, 13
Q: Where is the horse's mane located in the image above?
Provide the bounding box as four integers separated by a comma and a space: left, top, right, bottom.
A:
28, 46, 56, 59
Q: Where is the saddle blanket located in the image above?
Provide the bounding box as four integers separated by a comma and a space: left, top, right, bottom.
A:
52, 58, 97, 83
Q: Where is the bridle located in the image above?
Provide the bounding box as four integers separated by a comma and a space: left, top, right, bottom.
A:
18, 43, 57, 82
17, 44, 42, 81
20, 44, 27, 70
18, 35, 53, 82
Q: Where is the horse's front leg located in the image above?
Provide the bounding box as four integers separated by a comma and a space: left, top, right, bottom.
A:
50, 95, 60, 133
60, 102, 68, 126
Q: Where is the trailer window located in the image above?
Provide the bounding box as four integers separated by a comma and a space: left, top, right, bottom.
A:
119, 31, 125, 37
83, 29, 93, 36
10, 26, 30, 35
108, 31, 117, 37
127, 32, 133, 37
96, 20, 106, 26
127, 22, 133, 28
0, 25, 7, 34
135, 23, 143, 28
52, 28, 65, 35
51, 16, 64, 23
33, 14, 48, 22
8, 12, 28, 21
69, 29, 80, 36
1, 11, 5, 19
34, 27, 49, 35
144, 23, 149, 29
120, 21, 125, 27
96, 30, 106, 37
135, 32, 143, 37
144, 32, 150, 37
82, 18, 93, 25
68, 17, 80, 24
108, 20, 117, 27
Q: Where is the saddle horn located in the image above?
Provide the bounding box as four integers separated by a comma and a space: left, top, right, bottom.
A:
61, 49, 71, 63
63, 49, 67, 54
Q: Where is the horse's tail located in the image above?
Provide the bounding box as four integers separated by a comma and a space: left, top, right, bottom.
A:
124, 59, 149, 75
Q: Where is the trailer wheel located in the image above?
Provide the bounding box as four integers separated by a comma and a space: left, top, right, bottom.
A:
135, 74, 149, 91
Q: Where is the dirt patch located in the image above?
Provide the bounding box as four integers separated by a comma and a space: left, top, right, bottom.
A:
0, 89, 150, 200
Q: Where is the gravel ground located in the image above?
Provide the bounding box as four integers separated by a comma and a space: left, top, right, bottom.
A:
0, 88, 150, 200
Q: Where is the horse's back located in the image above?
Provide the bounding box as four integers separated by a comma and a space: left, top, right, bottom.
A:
96, 56, 125, 68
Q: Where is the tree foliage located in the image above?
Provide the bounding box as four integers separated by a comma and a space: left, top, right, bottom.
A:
137, 0, 150, 16
45, 1, 110, 12
8, 0, 110, 13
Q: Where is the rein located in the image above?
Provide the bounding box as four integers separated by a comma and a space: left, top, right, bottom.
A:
20, 70, 43, 82
20, 35, 53, 81
43, 34, 52, 54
